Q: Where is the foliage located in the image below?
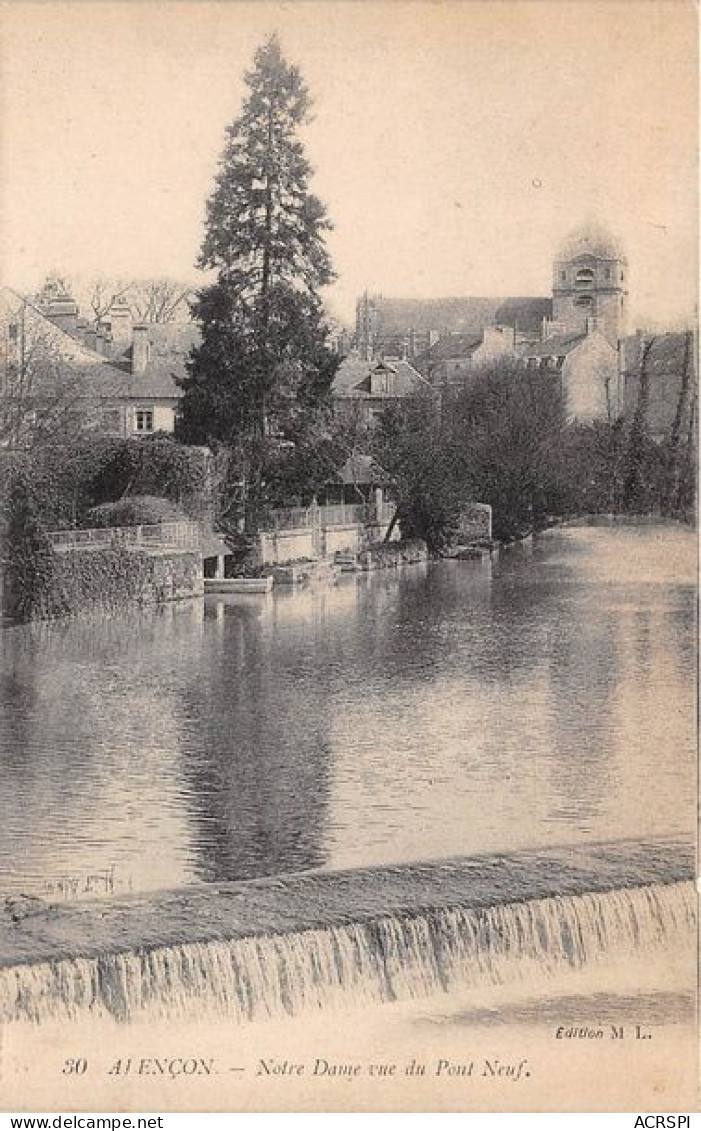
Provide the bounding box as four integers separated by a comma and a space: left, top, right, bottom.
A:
3, 471, 56, 621
448, 361, 569, 539
23, 548, 201, 620
225, 559, 273, 579
360, 539, 428, 568
0, 296, 92, 451
372, 390, 464, 551
373, 350, 696, 545
176, 35, 340, 534
1, 436, 214, 532
85, 495, 187, 528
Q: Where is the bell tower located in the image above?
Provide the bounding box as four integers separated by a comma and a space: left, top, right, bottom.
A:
552, 222, 628, 346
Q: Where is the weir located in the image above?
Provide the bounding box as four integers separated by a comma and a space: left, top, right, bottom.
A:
0, 838, 695, 1026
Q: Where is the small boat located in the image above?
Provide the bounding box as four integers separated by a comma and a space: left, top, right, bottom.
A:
204, 576, 273, 594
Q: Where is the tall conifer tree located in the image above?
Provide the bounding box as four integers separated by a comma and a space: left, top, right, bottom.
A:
177, 35, 339, 533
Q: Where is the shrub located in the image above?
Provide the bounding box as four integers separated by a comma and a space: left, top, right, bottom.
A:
84, 496, 187, 528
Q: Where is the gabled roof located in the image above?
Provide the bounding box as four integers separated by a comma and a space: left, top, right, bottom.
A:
115, 322, 201, 399
0, 287, 185, 403
519, 332, 587, 359
331, 357, 430, 398
414, 333, 483, 367
80, 365, 183, 402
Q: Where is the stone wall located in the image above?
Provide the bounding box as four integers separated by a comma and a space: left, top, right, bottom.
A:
258, 528, 316, 564
258, 520, 399, 564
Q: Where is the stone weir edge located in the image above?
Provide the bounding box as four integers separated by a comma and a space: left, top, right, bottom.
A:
0, 837, 694, 970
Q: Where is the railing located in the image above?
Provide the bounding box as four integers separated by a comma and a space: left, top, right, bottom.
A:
266, 502, 396, 531
47, 507, 398, 553
48, 521, 201, 552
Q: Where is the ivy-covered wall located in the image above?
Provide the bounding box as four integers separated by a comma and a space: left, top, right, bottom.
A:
5, 546, 203, 622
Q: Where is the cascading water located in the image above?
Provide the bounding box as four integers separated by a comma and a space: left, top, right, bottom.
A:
0, 880, 694, 1027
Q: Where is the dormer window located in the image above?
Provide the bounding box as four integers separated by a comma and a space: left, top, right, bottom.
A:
370, 363, 395, 397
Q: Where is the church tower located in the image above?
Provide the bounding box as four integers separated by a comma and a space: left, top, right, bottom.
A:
552, 222, 628, 346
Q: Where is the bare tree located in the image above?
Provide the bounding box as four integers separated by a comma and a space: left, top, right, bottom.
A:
83, 277, 194, 327
130, 279, 194, 324
88, 278, 134, 325
0, 298, 95, 450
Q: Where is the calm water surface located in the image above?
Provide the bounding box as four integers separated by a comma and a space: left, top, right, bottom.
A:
0, 525, 696, 899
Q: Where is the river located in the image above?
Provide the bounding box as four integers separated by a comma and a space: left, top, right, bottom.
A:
0, 523, 696, 901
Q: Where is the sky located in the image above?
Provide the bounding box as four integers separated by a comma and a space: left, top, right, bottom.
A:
0, 1, 697, 328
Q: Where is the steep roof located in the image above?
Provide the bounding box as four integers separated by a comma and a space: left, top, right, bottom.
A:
0, 287, 187, 403
414, 333, 482, 368
331, 357, 430, 398
519, 332, 587, 359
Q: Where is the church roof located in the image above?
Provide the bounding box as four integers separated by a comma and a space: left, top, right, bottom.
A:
366, 296, 551, 337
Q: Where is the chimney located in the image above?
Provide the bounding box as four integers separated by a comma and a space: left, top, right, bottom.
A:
107, 295, 133, 354
132, 325, 151, 375
482, 324, 515, 355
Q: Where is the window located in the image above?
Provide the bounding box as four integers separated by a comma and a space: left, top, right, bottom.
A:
574, 295, 593, 307
135, 408, 154, 433
8, 323, 18, 343
575, 268, 595, 287
605, 268, 611, 280
560, 271, 566, 282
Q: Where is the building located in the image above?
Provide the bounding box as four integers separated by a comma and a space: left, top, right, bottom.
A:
330, 356, 432, 425
1, 282, 199, 441
551, 221, 628, 347
620, 331, 696, 443
414, 325, 517, 388
356, 222, 636, 423
518, 327, 620, 423
355, 294, 551, 361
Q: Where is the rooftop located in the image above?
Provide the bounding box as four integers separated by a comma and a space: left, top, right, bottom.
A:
331, 357, 430, 398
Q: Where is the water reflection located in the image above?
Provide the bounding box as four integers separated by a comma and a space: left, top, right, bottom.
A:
0, 525, 695, 897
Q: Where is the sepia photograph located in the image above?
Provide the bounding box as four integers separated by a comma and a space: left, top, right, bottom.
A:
0, 0, 697, 1115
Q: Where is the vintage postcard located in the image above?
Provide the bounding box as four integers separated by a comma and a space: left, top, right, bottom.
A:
0, 0, 697, 1115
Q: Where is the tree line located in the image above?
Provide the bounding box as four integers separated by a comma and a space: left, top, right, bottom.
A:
372, 351, 696, 549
